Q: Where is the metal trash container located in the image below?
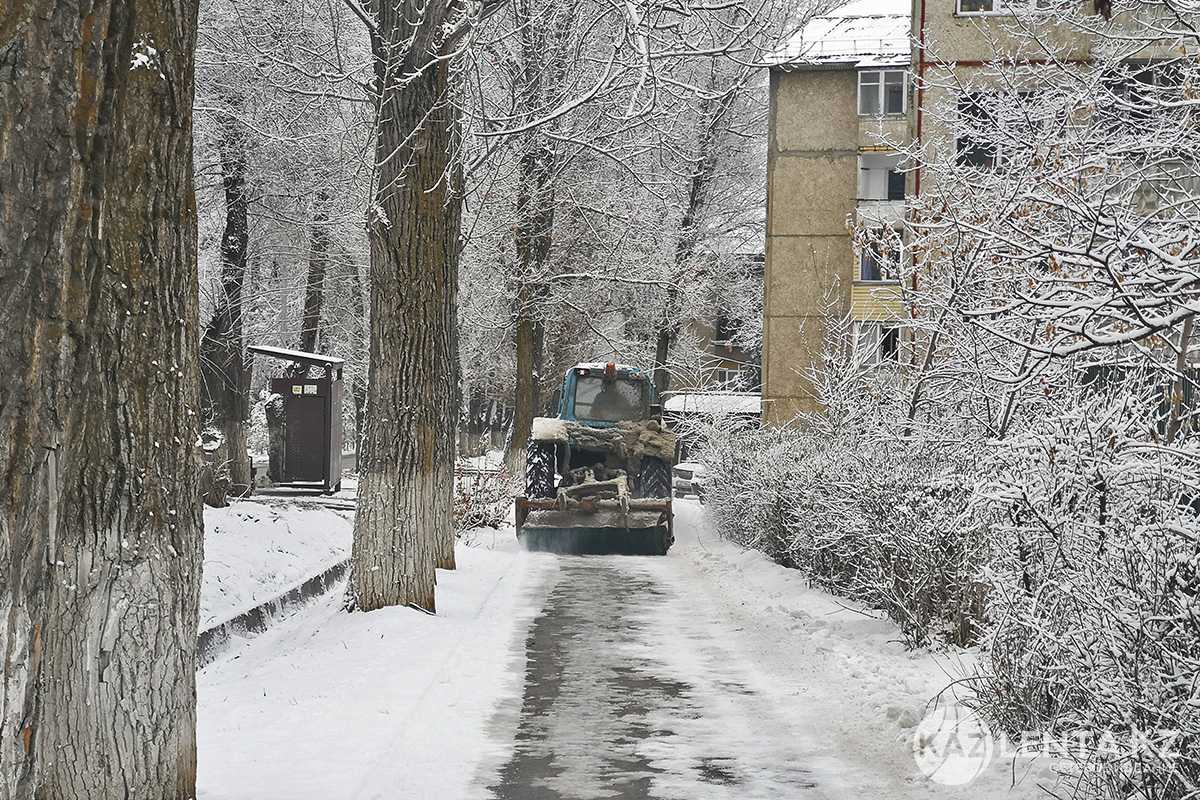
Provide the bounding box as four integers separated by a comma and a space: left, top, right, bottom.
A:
248, 346, 345, 494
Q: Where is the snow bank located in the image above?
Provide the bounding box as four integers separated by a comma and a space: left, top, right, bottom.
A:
663, 391, 761, 415
201, 501, 353, 629
197, 533, 553, 800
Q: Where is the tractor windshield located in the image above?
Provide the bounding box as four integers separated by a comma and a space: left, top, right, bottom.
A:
573, 376, 649, 422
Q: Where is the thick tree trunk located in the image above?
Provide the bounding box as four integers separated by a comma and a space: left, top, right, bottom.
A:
299, 192, 330, 357
507, 286, 546, 476
199, 118, 252, 505
0, 3, 202, 798
350, 6, 462, 611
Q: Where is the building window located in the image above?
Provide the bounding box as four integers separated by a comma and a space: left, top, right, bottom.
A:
855, 322, 903, 365
958, 0, 1053, 13
858, 70, 906, 116
1103, 61, 1183, 127
712, 315, 737, 345
956, 93, 999, 169
858, 228, 902, 282
955, 91, 1040, 168
858, 152, 906, 200
712, 367, 743, 387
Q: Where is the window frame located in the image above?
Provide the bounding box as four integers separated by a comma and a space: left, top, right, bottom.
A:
956, 0, 1000, 15
711, 367, 743, 388
854, 321, 904, 365
857, 69, 908, 117
955, 92, 1001, 169
956, 0, 1054, 15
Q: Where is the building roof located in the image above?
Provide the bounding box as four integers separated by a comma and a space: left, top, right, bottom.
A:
663, 392, 762, 415
771, 0, 911, 70
247, 345, 345, 368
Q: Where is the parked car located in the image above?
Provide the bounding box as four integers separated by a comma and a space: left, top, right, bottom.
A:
672, 461, 709, 501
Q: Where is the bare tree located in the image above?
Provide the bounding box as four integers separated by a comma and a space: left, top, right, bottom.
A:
504, 0, 578, 473
0, 3, 203, 797
349, 1, 469, 611
299, 191, 332, 357
199, 115, 253, 506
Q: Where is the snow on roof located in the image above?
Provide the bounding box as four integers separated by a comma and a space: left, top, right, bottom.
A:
771, 0, 911, 70
663, 392, 762, 415
247, 345, 345, 367
573, 362, 644, 373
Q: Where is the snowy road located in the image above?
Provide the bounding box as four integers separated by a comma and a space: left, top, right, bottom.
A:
485, 556, 822, 799
198, 501, 1051, 800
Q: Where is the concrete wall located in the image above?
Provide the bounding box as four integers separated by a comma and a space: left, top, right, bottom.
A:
763, 69, 860, 422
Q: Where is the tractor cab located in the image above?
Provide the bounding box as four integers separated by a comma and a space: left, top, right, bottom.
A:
558, 362, 659, 427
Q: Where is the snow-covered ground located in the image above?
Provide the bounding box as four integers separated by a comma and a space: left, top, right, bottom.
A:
196, 503, 1057, 799
201, 501, 352, 629
197, 528, 546, 800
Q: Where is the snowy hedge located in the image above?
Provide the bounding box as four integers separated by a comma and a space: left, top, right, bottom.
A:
700, 402, 1200, 797
700, 419, 993, 648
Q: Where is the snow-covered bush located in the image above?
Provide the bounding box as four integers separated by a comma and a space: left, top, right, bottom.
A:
970, 402, 1200, 798
454, 463, 512, 539
701, 416, 993, 646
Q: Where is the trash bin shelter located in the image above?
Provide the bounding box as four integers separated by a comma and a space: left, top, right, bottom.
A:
248, 345, 345, 493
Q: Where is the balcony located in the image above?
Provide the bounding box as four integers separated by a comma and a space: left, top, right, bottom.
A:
857, 151, 907, 224
850, 281, 904, 321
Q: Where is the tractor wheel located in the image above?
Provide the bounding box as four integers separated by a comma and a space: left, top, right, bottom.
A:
636, 457, 672, 499
655, 526, 674, 556
525, 442, 557, 499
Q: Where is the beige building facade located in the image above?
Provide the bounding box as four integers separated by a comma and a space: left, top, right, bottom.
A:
763, 0, 911, 422
762, 0, 1193, 423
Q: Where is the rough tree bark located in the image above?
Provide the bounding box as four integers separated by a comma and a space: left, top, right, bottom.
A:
348, 252, 369, 453
199, 116, 252, 506
505, 0, 575, 477
0, 3, 203, 798
350, 2, 463, 612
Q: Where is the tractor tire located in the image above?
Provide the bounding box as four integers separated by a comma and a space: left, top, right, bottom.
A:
655, 526, 674, 556
525, 442, 557, 499
636, 457, 672, 499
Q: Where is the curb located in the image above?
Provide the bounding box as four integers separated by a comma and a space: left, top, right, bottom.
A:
197, 558, 351, 668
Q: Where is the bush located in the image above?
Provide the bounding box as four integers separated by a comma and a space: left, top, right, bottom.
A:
700, 403, 1200, 797
699, 420, 993, 647
972, 411, 1200, 799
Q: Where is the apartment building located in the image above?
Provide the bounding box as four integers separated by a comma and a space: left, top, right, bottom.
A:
762, 0, 1195, 423
762, 0, 911, 422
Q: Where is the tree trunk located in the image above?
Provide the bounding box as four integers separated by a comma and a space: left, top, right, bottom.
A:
1165, 315, 1194, 443
348, 258, 368, 455
350, 5, 462, 612
199, 117, 252, 506
299, 191, 330, 357
505, 0, 573, 476
507, 286, 546, 476
652, 73, 744, 397
0, 3, 202, 798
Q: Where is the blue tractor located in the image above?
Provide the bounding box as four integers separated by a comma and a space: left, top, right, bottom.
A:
515, 362, 676, 555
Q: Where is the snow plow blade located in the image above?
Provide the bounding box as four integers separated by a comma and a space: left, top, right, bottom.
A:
515, 496, 673, 555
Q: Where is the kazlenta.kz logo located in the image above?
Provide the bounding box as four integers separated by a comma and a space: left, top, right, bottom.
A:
912, 703, 994, 786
